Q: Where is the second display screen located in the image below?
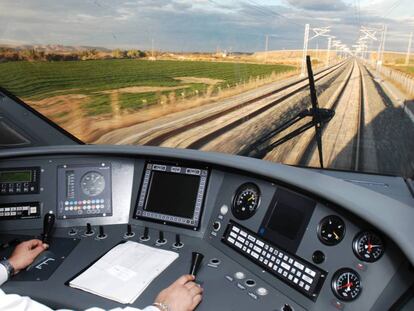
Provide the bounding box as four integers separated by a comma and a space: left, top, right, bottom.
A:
145, 171, 200, 219
135, 163, 208, 230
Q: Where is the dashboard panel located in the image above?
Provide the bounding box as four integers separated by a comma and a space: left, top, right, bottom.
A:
0, 145, 413, 311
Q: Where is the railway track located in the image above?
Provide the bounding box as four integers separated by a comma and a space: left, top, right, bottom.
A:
147, 61, 348, 149
295, 60, 365, 170
237, 61, 354, 159
137, 60, 350, 147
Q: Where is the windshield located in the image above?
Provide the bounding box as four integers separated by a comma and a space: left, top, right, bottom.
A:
1, 0, 413, 177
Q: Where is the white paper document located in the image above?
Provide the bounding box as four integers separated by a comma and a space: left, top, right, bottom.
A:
69, 241, 179, 304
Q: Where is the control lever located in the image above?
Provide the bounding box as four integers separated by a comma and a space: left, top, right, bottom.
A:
28, 212, 55, 271
125, 224, 135, 238
157, 231, 166, 245
85, 223, 94, 236
140, 227, 150, 241
97, 226, 107, 239
42, 212, 55, 244
189, 252, 204, 278
173, 234, 184, 248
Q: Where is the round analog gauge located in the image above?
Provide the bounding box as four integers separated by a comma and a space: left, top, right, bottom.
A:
353, 231, 385, 262
317, 215, 346, 245
232, 183, 261, 220
332, 268, 362, 301
81, 171, 106, 197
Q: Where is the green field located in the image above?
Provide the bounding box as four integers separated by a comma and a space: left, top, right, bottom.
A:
391, 65, 414, 77
0, 59, 294, 115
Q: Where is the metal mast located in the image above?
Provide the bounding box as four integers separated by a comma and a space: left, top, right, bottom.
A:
300, 24, 331, 76
406, 32, 413, 66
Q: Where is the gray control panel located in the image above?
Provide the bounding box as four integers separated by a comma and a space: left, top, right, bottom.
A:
0, 151, 412, 311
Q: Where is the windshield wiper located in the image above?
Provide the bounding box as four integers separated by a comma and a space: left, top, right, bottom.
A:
240, 56, 334, 168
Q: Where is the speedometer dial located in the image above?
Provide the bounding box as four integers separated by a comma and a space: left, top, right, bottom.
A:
232, 183, 260, 220
332, 268, 362, 301
81, 171, 105, 197
353, 231, 385, 262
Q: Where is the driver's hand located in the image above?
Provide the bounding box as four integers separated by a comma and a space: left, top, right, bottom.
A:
154, 274, 203, 311
8, 239, 49, 273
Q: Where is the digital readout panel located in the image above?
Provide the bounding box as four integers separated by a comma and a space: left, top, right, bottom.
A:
0, 167, 40, 195
135, 163, 208, 230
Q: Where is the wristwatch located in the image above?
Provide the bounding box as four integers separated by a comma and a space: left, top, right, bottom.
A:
152, 302, 169, 311
0, 259, 15, 279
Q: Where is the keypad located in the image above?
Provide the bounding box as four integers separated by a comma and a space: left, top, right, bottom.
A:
0, 202, 40, 219
223, 222, 326, 300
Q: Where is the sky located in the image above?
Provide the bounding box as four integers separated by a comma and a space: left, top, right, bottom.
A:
0, 0, 413, 52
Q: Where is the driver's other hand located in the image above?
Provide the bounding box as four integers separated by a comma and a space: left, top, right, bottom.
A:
154, 274, 203, 311
8, 239, 49, 273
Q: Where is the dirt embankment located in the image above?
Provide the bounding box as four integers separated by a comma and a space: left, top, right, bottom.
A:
24, 72, 296, 143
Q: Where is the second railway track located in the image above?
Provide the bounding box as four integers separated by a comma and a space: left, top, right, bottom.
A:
137, 60, 350, 147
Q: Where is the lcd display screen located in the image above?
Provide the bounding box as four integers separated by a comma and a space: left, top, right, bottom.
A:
145, 171, 200, 218
0, 171, 32, 183
266, 201, 305, 241
259, 188, 316, 253
135, 163, 208, 230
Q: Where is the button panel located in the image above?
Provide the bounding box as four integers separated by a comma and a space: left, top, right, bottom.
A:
0, 167, 40, 196
222, 221, 327, 300
0, 202, 41, 220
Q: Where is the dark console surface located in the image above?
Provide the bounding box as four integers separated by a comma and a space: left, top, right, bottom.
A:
0, 145, 413, 311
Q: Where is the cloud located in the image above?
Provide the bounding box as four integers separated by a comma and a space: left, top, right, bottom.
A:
0, 0, 412, 52
287, 0, 347, 11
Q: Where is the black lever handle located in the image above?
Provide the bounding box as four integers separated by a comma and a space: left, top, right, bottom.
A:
174, 234, 183, 248
98, 225, 106, 239
85, 223, 94, 235
158, 231, 166, 244
189, 252, 204, 277
140, 226, 149, 241
126, 224, 134, 237
42, 212, 55, 244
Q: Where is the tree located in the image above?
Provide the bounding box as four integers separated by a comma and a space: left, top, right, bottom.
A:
127, 49, 139, 58
112, 49, 127, 59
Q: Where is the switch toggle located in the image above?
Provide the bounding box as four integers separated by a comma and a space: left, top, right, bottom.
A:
140, 227, 150, 241
156, 231, 167, 245
173, 234, 184, 248
85, 223, 94, 236
97, 225, 107, 239
125, 224, 135, 238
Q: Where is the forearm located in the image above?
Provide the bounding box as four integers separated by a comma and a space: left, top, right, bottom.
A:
0, 261, 159, 311
0, 263, 9, 286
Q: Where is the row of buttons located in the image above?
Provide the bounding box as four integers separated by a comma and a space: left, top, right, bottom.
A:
64, 199, 105, 205
64, 205, 105, 211
224, 223, 325, 299
1, 183, 35, 194
0, 205, 38, 217
140, 211, 196, 225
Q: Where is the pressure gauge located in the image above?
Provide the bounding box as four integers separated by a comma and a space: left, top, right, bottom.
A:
332, 268, 362, 301
353, 231, 385, 262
